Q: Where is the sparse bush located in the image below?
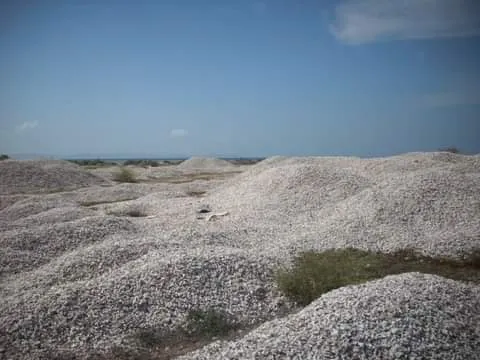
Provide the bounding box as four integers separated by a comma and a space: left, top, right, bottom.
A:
184, 308, 238, 338
113, 167, 137, 183
0, 154, 10, 161
275, 248, 480, 306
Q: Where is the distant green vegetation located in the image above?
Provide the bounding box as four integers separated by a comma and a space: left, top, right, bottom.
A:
0, 154, 10, 161
123, 159, 160, 167
275, 247, 480, 306
68, 159, 117, 166
438, 146, 461, 154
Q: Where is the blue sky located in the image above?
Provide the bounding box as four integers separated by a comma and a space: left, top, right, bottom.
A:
1, 0, 479, 158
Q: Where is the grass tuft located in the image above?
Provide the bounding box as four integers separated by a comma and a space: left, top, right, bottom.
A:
113, 167, 138, 183
275, 247, 480, 306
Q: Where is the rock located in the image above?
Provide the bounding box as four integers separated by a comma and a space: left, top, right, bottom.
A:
197, 204, 212, 214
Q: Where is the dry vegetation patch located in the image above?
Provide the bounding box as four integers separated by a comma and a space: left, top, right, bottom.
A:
276, 247, 480, 306
79, 197, 140, 207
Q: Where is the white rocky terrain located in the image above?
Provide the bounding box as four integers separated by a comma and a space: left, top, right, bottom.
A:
0, 153, 479, 359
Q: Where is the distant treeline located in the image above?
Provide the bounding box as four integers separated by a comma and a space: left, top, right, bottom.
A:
67, 158, 167, 167
228, 158, 265, 165
67, 159, 118, 166
123, 159, 161, 167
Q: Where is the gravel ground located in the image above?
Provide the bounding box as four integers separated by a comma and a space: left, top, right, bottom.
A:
0, 153, 479, 359
178, 272, 480, 360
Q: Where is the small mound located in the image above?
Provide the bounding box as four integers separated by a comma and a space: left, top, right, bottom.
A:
302, 167, 480, 258
0, 159, 109, 195
0, 215, 136, 276
73, 183, 173, 205
0, 235, 161, 295
0, 195, 74, 223
0, 206, 96, 232
0, 194, 30, 211
177, 157, 234, 170
210, 162, 371, 216
179, 273, 480, 360
358, 151, 480, 177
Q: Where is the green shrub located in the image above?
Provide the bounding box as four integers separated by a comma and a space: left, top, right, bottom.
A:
113, 167, 137, 183
0, 154, 9, 161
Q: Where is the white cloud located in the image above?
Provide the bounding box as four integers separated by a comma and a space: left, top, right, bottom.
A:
330, 0, 480, 44
16, 121, 39, 132
420, 91, 480, 108
170, 128, 188, 137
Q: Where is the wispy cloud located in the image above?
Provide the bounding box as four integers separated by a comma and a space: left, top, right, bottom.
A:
16, 121, 39, 132
420, 91, 480, 108
330, 0, 480, 44
170, 128, 188, 137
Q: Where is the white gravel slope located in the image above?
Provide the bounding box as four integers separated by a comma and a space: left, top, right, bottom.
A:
0, 160, 110, 194
0, 215, 136, 277
206, 153, 480, 258
177, 157, 236, 170
0, 152, 479, 359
